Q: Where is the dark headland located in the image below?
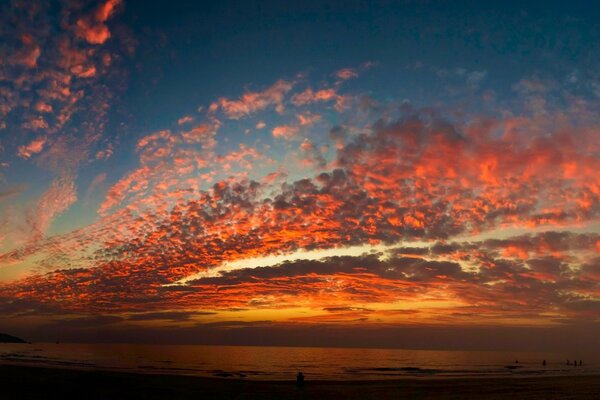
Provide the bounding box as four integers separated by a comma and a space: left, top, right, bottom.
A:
0, 333, 27, 343
0, 365, 599, 400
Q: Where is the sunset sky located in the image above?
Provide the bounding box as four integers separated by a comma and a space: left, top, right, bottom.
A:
0, 0, 599, 349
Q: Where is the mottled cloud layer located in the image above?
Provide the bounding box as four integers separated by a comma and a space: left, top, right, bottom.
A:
0, 2, 599, 339
1, 78, 599, 329
0, 0, 129, 252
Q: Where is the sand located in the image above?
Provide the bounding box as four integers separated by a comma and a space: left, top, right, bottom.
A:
1, 364, 599, 399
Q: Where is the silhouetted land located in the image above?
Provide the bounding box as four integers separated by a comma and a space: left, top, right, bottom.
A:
1, 365, 600, 399
0, 333, 27, 343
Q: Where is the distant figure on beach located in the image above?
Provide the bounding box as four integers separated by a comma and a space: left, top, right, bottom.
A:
515, 359, 519, 364
296, 372, 305, 388
542, 360, 546, 366
573, 358, 577, 367
567, 360, 570, 366
579, 360, 582, 366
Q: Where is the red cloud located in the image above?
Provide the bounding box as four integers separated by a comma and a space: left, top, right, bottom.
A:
75, 0, 121, 45
13, 34, 41, 68
2, 63, 600, 328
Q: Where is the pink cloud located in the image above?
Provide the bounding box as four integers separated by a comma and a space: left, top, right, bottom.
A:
272, 124, 300, 139
34, 102, 53, 113
177, 116, 194, 125
210, 80, 293, 119
292, 88, 337, 106
335, 68, 358, 80
181, 123, 219, 147
17, 136, 47, 159
297, 113, 321, 126
291, 87, 350, 111
84, 172, 108, 204
95, 144, 114, 160
22, 116, 49, 131
271, 113, 320, 140
299, 138, 315, 152
27, 176, 78, 241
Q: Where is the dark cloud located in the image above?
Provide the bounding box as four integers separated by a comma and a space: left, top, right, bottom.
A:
128, 311, 216, 322
323, 307, 374, 313
49, 315, 124, 328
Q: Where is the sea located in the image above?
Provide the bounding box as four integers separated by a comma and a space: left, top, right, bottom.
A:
1, 343, 598, 380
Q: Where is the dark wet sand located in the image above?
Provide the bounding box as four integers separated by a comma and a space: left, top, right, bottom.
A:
1, 364, 600, 399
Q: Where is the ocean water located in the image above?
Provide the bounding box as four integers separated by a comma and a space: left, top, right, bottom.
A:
0, 343, 598, 380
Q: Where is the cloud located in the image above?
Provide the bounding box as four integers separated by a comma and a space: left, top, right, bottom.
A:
0, 0, 131, 164
210, 80, 293, 119
50, 315, 124, 328
22, 117, 49, 131
177, 115, 194, 125
17, 136, 47, 158
27, 175, 78, 241
292, 88, 337, 105
466, 70, 487, 87
0, 185, 26, 201
13, 34, 41, 68
84, 172, 107, 204
335, 68, 359, 81
75, 0, 121, 45
291, 87, 350, 111
299, 138, 326, 168
128, 311, 216, 322
272, 113, 320, 140
5, 104, 600, 322
323, 306, 373, 312
272, 124, 300, 139
1, 61, 600, 332
95, 143, 114, 160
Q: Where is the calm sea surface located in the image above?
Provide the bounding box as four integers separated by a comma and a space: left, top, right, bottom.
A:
1, 343, 598, 380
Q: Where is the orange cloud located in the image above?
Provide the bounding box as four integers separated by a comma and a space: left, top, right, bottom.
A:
17, 136, 47, 158
75, 0, 121, 45
13, 34, 41, 68
2, 66, 600, 330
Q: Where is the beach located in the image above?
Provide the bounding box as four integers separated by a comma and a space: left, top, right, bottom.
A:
1, 364, 600, 400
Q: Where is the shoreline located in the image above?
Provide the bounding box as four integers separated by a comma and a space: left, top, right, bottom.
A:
1, 358, 597, 381
2, 364, 600, 399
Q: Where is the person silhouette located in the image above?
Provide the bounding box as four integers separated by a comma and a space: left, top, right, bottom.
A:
579, 360, 582, 366
542, 360, 546, 366
296, 372, 305, 388
566, 359, 570, 366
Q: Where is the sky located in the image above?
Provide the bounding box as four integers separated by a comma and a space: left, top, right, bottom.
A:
0, 0, 599, 350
